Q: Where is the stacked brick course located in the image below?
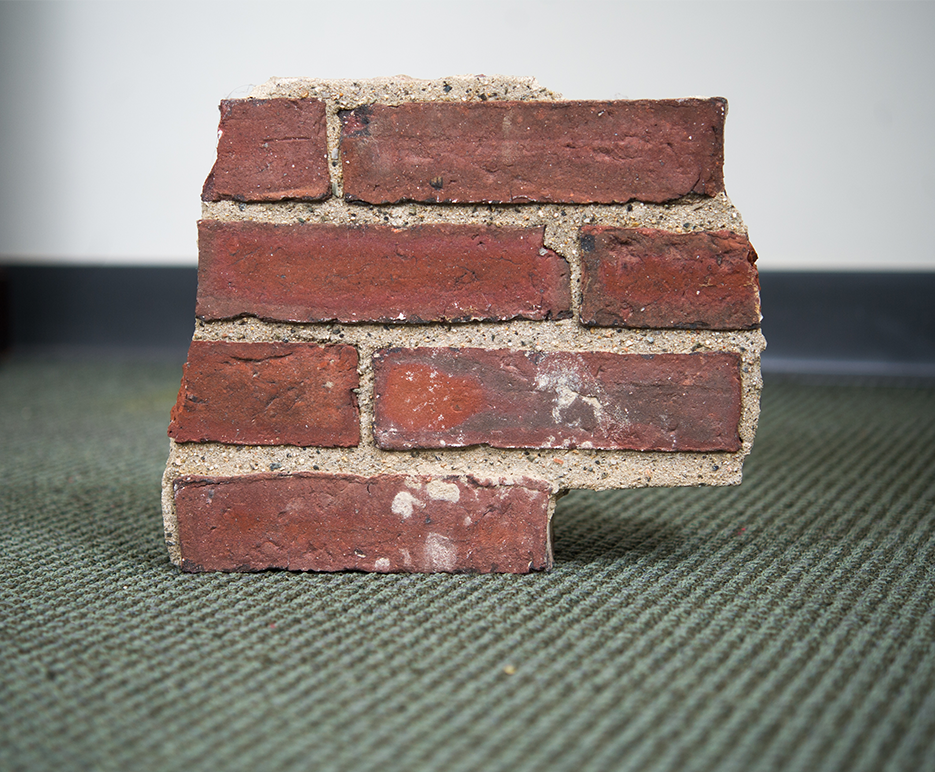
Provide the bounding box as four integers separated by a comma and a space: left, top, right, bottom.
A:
163, 76, 765, 574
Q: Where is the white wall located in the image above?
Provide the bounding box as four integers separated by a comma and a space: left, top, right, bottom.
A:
1, 0, 933, 270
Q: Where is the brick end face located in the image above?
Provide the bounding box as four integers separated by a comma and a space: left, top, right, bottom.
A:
196, 221, 571, 324
579, 227, 761, 330
373, 348, 742, 452
168, 341, 360, 447
341, 99, 725, 204
202, 99, 330, 202
174, 473, 553, 573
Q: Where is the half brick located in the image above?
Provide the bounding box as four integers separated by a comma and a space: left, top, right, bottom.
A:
173, 473, 554, 573
201, 98, 330, 202
373, 348, 742, 452
168, 341, 359, 446
579, 227, 760, 330
196, 221, 570, 323
341, 99, 726, 204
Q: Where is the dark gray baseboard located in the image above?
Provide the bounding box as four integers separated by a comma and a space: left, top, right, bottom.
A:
0, 265, 198, 361
2, 265, 934, 378
758, 271, 935, 379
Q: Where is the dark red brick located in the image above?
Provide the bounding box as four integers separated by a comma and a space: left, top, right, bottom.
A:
196, 221, 570, 323
341, 99, 725, 204
202, 99, 330, 202
579, 227, 760, 330
174, 472, 553, 573
373, 348, 742, 452
168, 341, 359, 446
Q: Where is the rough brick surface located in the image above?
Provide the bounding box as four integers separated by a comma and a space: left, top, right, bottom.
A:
341, 99, 726, 204
202, 99, 330, 202
373, 348, 742, 452
196, 221, 571, 323
173, 473, 553, 573
579, 227, 760, 330
168, 341, 359, 446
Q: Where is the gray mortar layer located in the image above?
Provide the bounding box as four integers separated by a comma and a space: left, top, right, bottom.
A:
162, 76, 766, 567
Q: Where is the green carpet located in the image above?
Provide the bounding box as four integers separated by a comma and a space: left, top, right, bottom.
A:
2, 358, 934, 772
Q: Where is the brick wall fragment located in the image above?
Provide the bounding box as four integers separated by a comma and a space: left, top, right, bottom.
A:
163, 76, 766, 574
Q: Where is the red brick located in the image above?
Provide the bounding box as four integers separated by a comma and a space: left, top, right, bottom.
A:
373, 348, 742, 452
196, 221, 570, 323
341, 99, 725, 204
580, 227, 760, 330
168, 341, 359, 446
201, 99, 330, 202
173, 473, 553, 573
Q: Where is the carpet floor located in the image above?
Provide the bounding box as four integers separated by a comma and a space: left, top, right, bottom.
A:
2, 358, 934, 772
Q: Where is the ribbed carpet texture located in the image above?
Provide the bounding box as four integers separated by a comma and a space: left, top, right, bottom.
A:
2, 358, 934, 772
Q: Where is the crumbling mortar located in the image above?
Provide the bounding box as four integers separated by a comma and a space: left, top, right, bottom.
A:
248, 75, 558, 107
165, 437, 747, 499
200, 195, 745, 236
324, 100, 345, 199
